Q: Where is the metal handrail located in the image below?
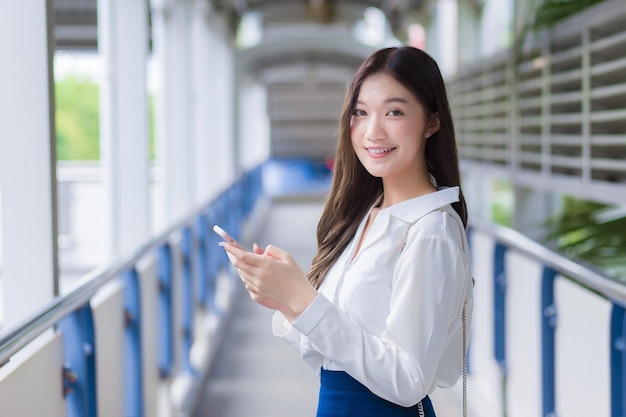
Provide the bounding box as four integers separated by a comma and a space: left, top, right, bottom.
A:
0, 177, 243, 367
470, 218, 626, 307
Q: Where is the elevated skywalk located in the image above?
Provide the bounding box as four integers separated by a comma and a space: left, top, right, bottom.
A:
193, 285, 318, 417
1, 160, 624, 417
3, 2, 626, 416
194, 200, 322, 417
192, 198, 465, 417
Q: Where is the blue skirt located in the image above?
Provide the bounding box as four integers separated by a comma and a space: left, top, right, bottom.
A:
316, 370, 436, 417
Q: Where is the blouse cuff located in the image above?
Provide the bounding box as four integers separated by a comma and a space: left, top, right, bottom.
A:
271, 311, 300, 345
291, 293, 333, 336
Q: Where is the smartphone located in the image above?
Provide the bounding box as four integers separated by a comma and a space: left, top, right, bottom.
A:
213, 225, 245, 249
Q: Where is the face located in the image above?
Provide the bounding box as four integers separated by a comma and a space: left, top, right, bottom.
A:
350, 73, 436, 184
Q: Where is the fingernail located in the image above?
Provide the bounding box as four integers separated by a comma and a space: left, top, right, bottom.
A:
218, 241, 226, 247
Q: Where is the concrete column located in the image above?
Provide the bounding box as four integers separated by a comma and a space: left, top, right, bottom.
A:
513, 187, 560, 241
210, 14, 237, 188
480, 0, 514, 57
462, 167, 493, 221
435, 0, 459, 77
457, 0, 482, 66
99, 0, 151, 260
152, 0, 195, 225
238, 76, 270, 170
191, 1, 217, 204
0, 1, 58, 328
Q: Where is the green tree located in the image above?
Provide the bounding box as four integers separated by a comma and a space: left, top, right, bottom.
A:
530, 0, 605, 29
544, 197, 626, 281
55, 76, 100, 160
55, 75, 156, 160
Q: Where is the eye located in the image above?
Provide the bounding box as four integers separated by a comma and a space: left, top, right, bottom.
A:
353, 109, 367, 117
387, 109, 404, 117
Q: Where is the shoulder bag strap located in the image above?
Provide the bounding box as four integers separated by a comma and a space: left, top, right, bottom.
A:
462, 303, 468, 417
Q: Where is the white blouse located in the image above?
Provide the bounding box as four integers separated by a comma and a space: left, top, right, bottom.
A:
272, 187, 474, 407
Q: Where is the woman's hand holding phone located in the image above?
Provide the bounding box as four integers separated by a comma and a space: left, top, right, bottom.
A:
212, 225, 245, 250
213, 224, 265, 254
212, 224, 316, 321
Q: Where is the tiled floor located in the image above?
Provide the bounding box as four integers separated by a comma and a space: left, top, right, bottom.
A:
193, 200, 322, 417
193, 199, 465, 417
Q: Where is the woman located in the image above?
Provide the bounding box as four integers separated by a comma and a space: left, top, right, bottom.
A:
217, 46, 474, 417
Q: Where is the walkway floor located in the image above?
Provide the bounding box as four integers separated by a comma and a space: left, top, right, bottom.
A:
193, 198, 463, 417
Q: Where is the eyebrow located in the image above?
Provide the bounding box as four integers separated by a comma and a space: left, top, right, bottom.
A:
356, 97, 410, 105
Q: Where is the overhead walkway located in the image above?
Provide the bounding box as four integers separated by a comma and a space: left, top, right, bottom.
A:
2, 1, 626, 417
4, 158, 620, 417
192, 194, 464, 417
192, 200, 322, 417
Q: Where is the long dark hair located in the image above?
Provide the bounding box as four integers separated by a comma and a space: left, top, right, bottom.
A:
307, 46, 468, 289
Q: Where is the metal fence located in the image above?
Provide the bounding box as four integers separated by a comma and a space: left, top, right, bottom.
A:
0, 165, 263, 417
448, 0, 626, 205
467, 219, 626, 417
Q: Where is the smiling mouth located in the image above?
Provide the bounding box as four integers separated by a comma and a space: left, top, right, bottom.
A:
367, 147, 396, 154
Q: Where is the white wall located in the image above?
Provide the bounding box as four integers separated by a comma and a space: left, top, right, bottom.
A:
238, 76, 270, 170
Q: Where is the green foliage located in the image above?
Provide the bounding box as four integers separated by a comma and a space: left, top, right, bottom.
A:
531, 0, 606, 29
491, 180, 513, 227
54, 76, 156, 160
543, 197, 626, 279
55, 76, 100, 160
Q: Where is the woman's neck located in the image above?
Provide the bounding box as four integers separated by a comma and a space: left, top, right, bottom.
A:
379, 175, 436, 209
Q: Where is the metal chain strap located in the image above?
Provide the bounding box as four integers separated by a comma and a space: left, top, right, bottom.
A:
462, 304, 468, 417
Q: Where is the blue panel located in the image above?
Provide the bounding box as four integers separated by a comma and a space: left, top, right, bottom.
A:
157, 244, 173, 378
261, 157, 332, 197
622, 307, 626, 417
196, 214, 209, 307
220, 193, 233, 271
227, 186, 241, 242
59, 304, 97, 417
123, 269, 144, 417
181, 227, 194, 373
541, 267, 557, 417
493, 243, 507, 370
247, 164, 262, 215
610, 304, 626, 417
241, 169, 254, 216
205, 210, 221, 315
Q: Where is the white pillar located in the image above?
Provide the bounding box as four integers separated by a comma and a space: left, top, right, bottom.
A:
457, 0, 482, 66
462, 168, 493, 221
152, 0, 194, 225
211, 14, 237, 188
191, 1, 218, 204
435, 0, 459, 77
513, 187, 561, 242
0, 1, 58, 328
481, 0, 514, 57
238, 76, 270, 170
99, 0, 151, 260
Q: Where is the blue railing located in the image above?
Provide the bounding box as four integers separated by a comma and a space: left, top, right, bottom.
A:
610, 304, 626, 417
469, 219, 626, 417
0, 164, 264, 416
6, 157, 622, 417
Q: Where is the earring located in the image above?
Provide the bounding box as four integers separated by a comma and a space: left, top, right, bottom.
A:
425, 132, 431, 138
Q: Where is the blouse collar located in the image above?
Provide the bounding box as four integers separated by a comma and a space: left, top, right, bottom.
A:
375, 186, 460, 224
347, 186, 460, 266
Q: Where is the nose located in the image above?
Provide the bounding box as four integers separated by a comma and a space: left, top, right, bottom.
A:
365, 115, 386, 141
